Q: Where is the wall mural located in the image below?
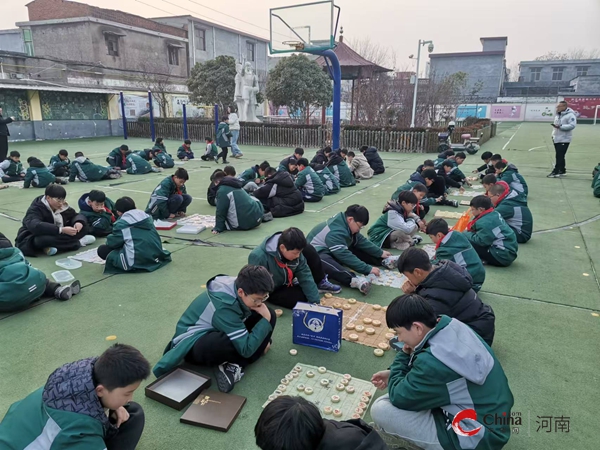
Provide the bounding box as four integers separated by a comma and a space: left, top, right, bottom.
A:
40, 92, 108, 120
0, 90, 31, 121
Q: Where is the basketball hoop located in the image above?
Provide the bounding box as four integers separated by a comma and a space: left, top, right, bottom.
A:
282, 40, 305, 51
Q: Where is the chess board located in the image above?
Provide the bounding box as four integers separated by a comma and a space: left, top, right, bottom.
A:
263, 362, 377, 421
367, 269, 407, 289
448, 189, 480, 198
421, 244, 436, 259
1, 181, 24, 188
177, 214, 216, 228
434, 210, 464, 219
320, 296, 397, 352
69, 247, 105, 265
460, 200, 471, 206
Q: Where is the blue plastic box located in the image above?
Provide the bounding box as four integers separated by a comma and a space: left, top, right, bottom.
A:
292, 302, 342, 352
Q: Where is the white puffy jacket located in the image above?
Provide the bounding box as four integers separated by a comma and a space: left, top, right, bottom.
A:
552, 107, 577, 143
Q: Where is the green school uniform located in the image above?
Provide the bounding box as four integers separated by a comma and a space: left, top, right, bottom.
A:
48, 154, 70, 174
23, 166, 56, 188
464, 209, 518, 266
146, 176, 187, 220
497, 166, 528, 199
329, 160, 356, 187
432, 230, 486, 291
126, 152, 153, 174
0, 247, 47, 312
69, 157, 109, 182
494, 190, 533, 244
592, 165, 600, 198
295, 166, 325, 199
215, 180, 264, 232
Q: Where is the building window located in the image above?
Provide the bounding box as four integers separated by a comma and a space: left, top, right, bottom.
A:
552, 67, 565, 81
168, 46, 180, 66
576, 66, 589, 77
530, 67, 542, 82
246, 41, 255, 62
105, 34, 119, 57
23, 29, 34, 56
195, 28, 206, 51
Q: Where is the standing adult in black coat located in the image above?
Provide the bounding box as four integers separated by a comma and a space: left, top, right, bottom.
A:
0, 107, 15, 162
253, 168, 304, 218
398, 248, 495, 346
360, 146, 385, 175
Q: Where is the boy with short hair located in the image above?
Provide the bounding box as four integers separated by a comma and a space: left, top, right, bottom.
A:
347, 150, 374, 180
201, 136, 219, 162
279, 148, 304, 175
106, 144, 129, 170
370, 295, 513, 450
482, 173, 497, 194
489, 182, 533, 243
307, 205, 399, 295
98, 196, 172, 273
397, 247, 495, 345
360, 145, 385, 174
311, 146, 330, 166
422, 169, 459, 208
295, 158, 325, 202
254, 167, 304, 219
277, 157, 298, 174
48, 149, 71, 177
464, 195, 518, 267
207, 169, 225, 206
24, 157, 66, 188
0, 150, 25, 182
211, 172, 264, 233
415, 158, 435, 174
473, 151, 494, 178
248, 228, 340, 309
368, 191, 423, 251
152, 137, 167, 152
146, 168, 192, 220
495, 160, 528, 199
16, 184, 95, 257
391, 181, 430, 218
0, 344, 151, 449
78, 189, 117, 237
434, 149, 454, 169
154, 265, 277, 393
224, 165, 236, 176
177, 139, 195, 160
426, 218, 486, 291
134, 148, 154, 161
255, 396, 387, 450
126, 150, 157, 175
69, 152, 122, 182
153, 146, 175, 169
313, 163, 340, 195
240, 160, 270, 192
325, 148, 355, 187
441, 160, 470, 188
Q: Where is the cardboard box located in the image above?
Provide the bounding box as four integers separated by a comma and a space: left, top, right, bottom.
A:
292, 302, 342, 352
145, 368, 212, 410
180, 390, 246, 432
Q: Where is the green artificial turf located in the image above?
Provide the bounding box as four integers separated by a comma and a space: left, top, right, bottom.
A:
1, 123, 599, 449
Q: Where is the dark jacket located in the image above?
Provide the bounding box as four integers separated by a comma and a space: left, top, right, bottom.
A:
16, 196, 88, 257
363, 147, 385, 174
426, 173, 447, 198
207, 169, 222, 206
78, 193, 116, 237
311, 149, 327, 166
316, 419, 387, 450
416, 260, 495, 345
254, 171, 304, 218
23, 158, 56, 189
0, 114, 13, 136
279, 155, 299, 175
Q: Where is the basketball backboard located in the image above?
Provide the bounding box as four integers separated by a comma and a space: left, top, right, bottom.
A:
269, 0, 339, 54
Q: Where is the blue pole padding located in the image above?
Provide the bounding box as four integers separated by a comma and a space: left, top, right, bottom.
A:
214, 104, 219, 136
183, 103, 188, 140
148, 91, 156, 142
314, 49, 341, 151
119, 92, 128, 140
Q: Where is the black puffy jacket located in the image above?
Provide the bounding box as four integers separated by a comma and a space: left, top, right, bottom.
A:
311, 149, 327, 166
207, 169, 223, 206
416, 260, 495, 345
363, 147, 385, 174
254, 171, 304, 218
316, 419, 387, 450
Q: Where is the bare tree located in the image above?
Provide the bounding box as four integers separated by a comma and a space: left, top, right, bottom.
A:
347, 37, 397, 69
535, 48, 600, 61
417, 71, 468, 127
138, 63, 176, 118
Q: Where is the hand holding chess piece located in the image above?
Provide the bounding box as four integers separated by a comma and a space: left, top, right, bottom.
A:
402, 279, 416, 294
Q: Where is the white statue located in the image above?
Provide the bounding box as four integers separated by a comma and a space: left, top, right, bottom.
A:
235, 61, 261, 122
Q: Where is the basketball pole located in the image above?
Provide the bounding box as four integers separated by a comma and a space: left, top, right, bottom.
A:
119, 92, 127, 140
309, 49, 341, 150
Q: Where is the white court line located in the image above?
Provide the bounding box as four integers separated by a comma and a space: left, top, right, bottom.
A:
502, 124, 522, 151
528, 146, 546, 152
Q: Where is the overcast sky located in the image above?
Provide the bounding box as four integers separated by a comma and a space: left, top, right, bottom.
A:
1, 0, 599, 72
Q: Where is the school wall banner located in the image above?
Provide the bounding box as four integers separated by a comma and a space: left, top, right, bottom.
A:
456, 105, 488, 120
524, 104, 555, 121
119, 93, 160, 119
490, 105, 522, 120
563, 97, 600, 119
171, 96, 206, 118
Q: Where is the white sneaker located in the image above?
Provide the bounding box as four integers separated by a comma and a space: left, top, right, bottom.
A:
79, 235, 96, 247
382, 256, 400, 270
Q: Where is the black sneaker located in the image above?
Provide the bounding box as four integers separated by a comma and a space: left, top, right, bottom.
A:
547, 171, 559, 178
216, 362, 244, 393
449, 200, 459, 208
54, 285, 73, 301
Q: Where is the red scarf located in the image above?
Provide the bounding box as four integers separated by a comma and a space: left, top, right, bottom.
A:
172, 176, 182, 195
435, 233, 447, 250
494, 181, 510, 205
467, 208, 494, 232
275, 257, 293, 287
104, 206, 116, 223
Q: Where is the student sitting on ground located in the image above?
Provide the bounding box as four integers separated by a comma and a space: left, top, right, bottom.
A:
360, 145, 385, 174
126, 150, 157, 175
207, 169, 225, 206
482, 173, 498, 195
414, 158, 435, 174
295, 158, 325, 202
434, 149, 454, 169
593, 164, 600, 198
153, 265, 276, 393
398, 248, 494, 345
0, 344, 151, 449
24, 157, 67, 188
98, 197, 172, 273
370, 295, 513, 450
0, 232, 80, 312
78, 190, 116, 237
153, 146, 175, 169
307, 205, 399, 295
177, 139, 194, 160
212, 172, 264, 233
0, 151, 25, 183
473, 151, 494, 179
224, 165, 236, 176
441, 160, 470, 188
239, 161, 270, 192
16, 184, 96, 257
313, 163, 340, 195
255, 395, 387, 450
325, 147, 355, 187
347, 150, 374, 180
488, 182, 533, 244
277, 157, 298, 174
69, 152, 121, 182
279, 148, 304, 175
134, 148, 155, 161
248, 228, 341, 309
146, 168, 192, 220
201, 136, 219, 162
464, 195, 518, 267
422, 168, 459, 208
48, 149, 71, 177
152, 137, 167, 153
106, 144, 129, 170
392, 178, 433, 219
426, 218, 486, 291
368, 191, 423, 251
495, 160, 528, 200
311, 146, 330, 166
253, 167, 304, 219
